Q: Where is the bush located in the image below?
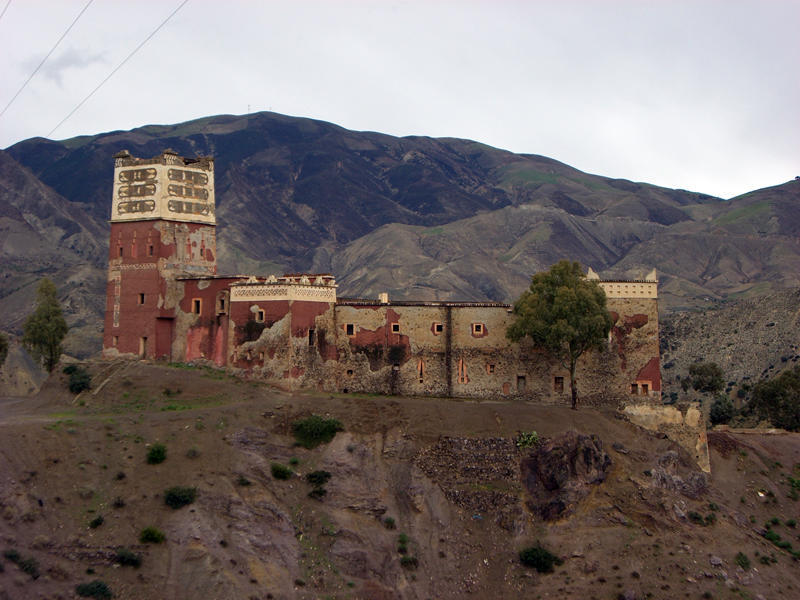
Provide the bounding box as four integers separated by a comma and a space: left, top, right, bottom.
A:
88, 515, 104, 529
400, 555, 418, 569
68, 366, 91, 394
689, 362, 724, 394
735, 552, 750, 569
305, 470, 332, 486
751, 366, 800, 431
383, 516, 396, 529
291, 415, 343, 449
139, 526, 166, 543
164, 486, 197, 509
146, 443, 167, 464
75, 580, 112, 599
519, 544, 563, 573
18, 557, 39, 579
236, 475, 252, 486
115, 548, 142, 568
271, 463, 293, 480
516, 431, 540, 448
112, 497, 125, 508
710, 396, 734, 425
308, 487, 327, 500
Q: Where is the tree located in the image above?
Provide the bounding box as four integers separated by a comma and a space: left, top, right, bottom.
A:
507, 260, 613, 409
688, 362, 724, 394
709, 395, 734, 425
750, 366, 800, 431
0, 332, 8, 369
22, 278, 68, 372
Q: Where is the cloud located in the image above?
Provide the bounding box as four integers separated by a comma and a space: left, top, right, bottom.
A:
29, 47, 106, 87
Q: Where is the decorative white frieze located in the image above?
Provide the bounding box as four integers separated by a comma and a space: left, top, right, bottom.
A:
231, 283, 337, 303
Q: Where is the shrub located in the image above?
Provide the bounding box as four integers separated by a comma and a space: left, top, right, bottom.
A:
89, 515, 104, 529
63, 364, 78, 375
186, 447, 200, 459
112, 497, 125, 508
735, 552, 750, 569
164, 486, 197, 509
770, 517, 781, 526
305, 470, 332, 486
519, 544, 563, 573
75, 580, 112, 599
787, 519, 797, 528
400, 555, 419, 569
271, 463, 293, 480
688, 511, 705, 525
751, 366, 800, 431
764, 529, 781, 543
710, 396, 734, 425
289, 457, 300, 466
516, 431, 540, 448
689, 362, 724, 394
146, 443, 167, 464
18, 557, 39, 579
140, 526, 166, 543
383, 516, 396, 529
291, 415, 343, 449
68, 367, 92, 394
236, 475, 252, 486
3, 549, 20, 562
308, 487, 327, 500
115, 548, 142, 568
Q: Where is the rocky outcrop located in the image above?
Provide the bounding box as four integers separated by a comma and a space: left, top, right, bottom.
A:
521, 431, 611, 520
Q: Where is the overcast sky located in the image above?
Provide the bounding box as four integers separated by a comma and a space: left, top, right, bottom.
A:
0, 0, 797, 199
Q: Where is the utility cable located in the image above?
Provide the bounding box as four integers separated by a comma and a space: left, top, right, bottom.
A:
0, 0, 12, 24
47, 0, 190, 138
0, 0, 94, 119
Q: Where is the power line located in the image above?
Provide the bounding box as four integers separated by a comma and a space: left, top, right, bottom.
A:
0, 0, 12, 24
0, 0, 94, 119
47, 0, 190, 139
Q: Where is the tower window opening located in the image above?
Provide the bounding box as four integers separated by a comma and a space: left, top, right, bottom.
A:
256, 309, 265, 322
148, 244, 154, 256
192, 299, 202, 314
308, 328, 315, 346
391, 323, 400, 333
118, 246, 124, 257
138, 293, 145, 305
345, 323, 354, 336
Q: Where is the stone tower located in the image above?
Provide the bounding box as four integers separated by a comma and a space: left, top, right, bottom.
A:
102, 150, 217, 359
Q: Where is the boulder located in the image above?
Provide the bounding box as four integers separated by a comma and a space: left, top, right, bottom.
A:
520, 431, 611, 520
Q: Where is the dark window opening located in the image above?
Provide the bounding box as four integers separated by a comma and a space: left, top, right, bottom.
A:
434, 323, 444, 334
346, 369, 354, 376
308, 328, 315, 346
391, 323, 400, 333
138, 293, 145, 305
392, 363, 400, 371
472, 323, 484, 335
256, 310, 265, 322
118, 246, 124, 257
346, 323, 354, 336
630, 383, 638, 394
193, 299, 201, 314
554, 376, 564, 393
148, 244, 154, 256
487, 363, 495, 374
641, 383, 649, 395
517, 375, 526, 392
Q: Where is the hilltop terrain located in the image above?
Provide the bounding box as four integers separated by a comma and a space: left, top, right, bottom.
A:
1, 112, 799, 357
1, 362, 800, 599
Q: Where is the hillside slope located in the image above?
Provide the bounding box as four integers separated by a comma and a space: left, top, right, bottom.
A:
1, 363, 799, 599
2, 112, 800, 356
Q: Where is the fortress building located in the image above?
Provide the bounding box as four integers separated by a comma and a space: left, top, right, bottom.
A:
103, 150, 661, 404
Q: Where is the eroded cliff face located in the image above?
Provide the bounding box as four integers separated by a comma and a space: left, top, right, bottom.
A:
1, 362, 798, 600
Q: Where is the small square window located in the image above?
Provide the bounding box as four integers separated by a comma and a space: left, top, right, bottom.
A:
630, 383, 638, 394
472, 323, 484, 335
193, 299, 202, 314
487, 363, 495, 374
433, 323, 444, 334
346, 369, 354, 376
391, 323, 400, 333
345, 323, 354, 336
138, 293, 145, 305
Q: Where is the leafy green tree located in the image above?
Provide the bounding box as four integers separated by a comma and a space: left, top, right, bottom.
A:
507, 260, 613, 409
750, 366, 800, 431
22, 278, 68, 372
709, 395, 734, 425
688, 362, 724, 394
0, 332, 8, 368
